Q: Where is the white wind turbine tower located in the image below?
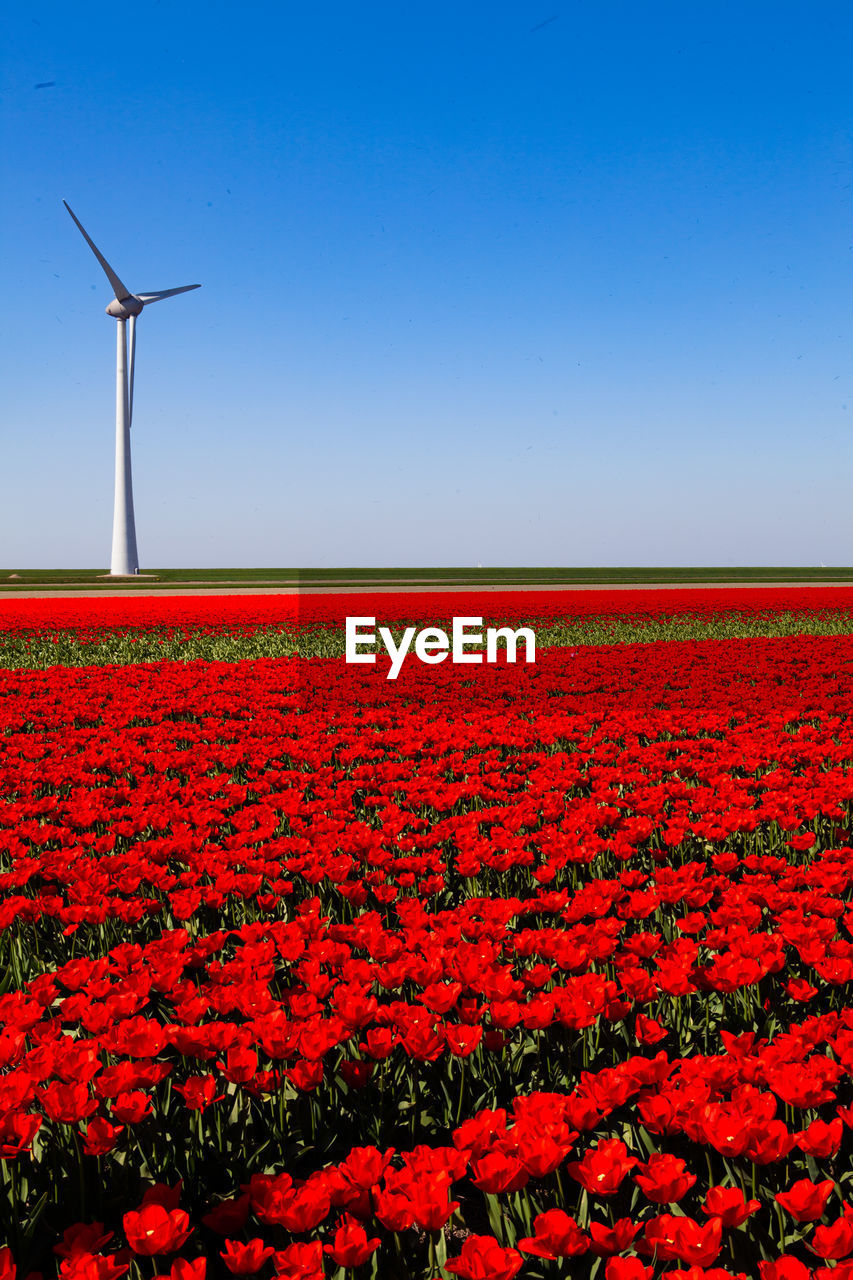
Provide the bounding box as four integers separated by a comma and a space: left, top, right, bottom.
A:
64, 201, 200, 575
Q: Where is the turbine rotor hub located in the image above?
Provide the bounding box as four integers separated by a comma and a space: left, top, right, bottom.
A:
106, 295, 143, 319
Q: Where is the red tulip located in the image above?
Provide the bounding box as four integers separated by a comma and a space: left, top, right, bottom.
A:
746, 1120, 796, 1165
445, 1024, 483, 1056
402, 1170, 459, 1231
444, 1235, 523, 1280
110, 1092, 152, 1124
201, 1194, 250, 1236
80, 1118, 123, 1157
58, 1254, 129, 1280
702, 1185, 761, 1227
776, 1179, 835, 1223
322, 1216, 380, 1268
605, 1259, 653, 1280
0, 1113, 41, 1159
635, 1013, 668, 1044
589, 1217, 642, 1256
217, 1046, 258, 1083
798, 1119, 842, 1159
271, 1241, 324, 1278
518, 1209, 588, 1259
641, 1214, 723, 1267
220, 1239, 275, 1275
271, 1179, 331, 1233
169, 1262, 206, 1280
567, 1138, 637, 1196
39, 1082, 98, 1124
633, 1152, 696, 1203
123, 1205, 192, 1256
469, 1149, 529, 1194
811, 1212, 853, 1261
758, 1260, 813, 1280
141, 1183, 184, 1211
53, 1223, 114, 1258
285, 1061, 323, 1092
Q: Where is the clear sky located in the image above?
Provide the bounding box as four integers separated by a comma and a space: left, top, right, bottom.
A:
2, 2, 851, 568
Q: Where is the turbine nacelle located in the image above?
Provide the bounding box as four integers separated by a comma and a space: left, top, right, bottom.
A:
106, 295, 144, 320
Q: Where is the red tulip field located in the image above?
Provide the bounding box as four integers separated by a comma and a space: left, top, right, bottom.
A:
3, 589, 853, 1279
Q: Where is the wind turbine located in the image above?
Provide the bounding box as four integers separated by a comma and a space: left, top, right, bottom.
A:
64, 201, 200, 575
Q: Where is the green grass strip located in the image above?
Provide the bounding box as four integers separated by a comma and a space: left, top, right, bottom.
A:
1, 610, 852, 669
4, 565, 853, 590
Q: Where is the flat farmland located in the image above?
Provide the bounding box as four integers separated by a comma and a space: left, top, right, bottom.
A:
3, 566, 853, 595
2, 589, 853, 1277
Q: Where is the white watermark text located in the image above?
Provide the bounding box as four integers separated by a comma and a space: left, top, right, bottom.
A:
345, 616, 536, 679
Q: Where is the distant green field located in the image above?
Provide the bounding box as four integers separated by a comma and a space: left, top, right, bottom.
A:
2, 566, 853, 591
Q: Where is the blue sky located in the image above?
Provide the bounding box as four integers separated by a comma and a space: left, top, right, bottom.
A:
2, 2, 851, 567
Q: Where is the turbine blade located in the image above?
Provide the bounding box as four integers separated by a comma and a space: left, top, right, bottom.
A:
128, 314, 137, 429
137, 284, 201, 304
63, 201, 132, 301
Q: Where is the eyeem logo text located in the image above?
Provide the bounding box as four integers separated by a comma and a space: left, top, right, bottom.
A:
345, 616, 536, 680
